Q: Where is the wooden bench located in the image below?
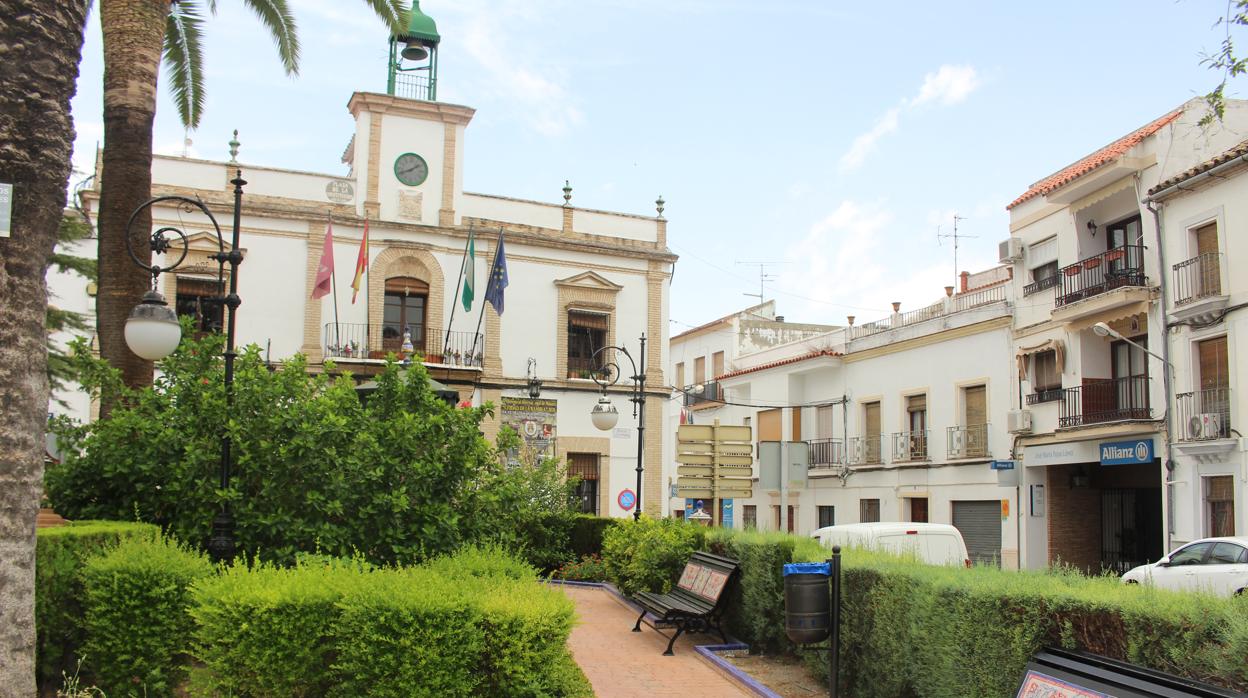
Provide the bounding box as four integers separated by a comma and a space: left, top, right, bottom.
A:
630, 550, 740, 655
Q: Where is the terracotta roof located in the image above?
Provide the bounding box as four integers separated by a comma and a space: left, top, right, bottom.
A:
1147, 139, 1248, 197
1007, 108, 1183, 210
716, 349, 841, 381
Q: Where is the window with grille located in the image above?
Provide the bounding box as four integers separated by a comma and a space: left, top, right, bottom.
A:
1206, 475, 1235, 537
818, 505, 835, 528
742, 505, 757, 530
567, 311, 608, 377
568, 453, 600, 515
860, 498, 880, 523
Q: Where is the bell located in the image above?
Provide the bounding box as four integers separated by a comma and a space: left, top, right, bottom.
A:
401, 40, 429, 62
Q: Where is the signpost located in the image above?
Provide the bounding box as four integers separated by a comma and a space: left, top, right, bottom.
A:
676, 420, 754, 526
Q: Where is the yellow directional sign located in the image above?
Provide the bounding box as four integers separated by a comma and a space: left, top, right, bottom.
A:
675, 421, 756, 509
676, 464, 714, 477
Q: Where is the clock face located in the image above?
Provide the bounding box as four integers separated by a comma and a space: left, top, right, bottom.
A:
394, 153, 429, 186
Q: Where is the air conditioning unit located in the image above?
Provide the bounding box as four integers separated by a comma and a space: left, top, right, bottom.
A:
1007, 409, 1033, 434
1189, 413, 1223, 440
998, 237, 1024, 264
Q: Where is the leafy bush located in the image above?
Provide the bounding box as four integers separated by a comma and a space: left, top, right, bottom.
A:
46, 334, 495, 566
35, 521, 159, 691
707, 528, 797, 653
551, 554, 609, 582
600, 516, 705, 595
80, 535, 214, 697
423, 543, 538, 582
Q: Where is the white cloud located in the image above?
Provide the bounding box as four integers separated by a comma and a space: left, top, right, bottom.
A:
838, 107, 900, 172
910, 64, 980, 107
838, 64, 980, 172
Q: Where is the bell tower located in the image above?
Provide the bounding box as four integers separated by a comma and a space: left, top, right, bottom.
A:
387, 1, 440, 101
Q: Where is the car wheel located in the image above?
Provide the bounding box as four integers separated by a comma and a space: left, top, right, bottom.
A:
1125, 580, 1139, 585
1235, 587, 1245, 597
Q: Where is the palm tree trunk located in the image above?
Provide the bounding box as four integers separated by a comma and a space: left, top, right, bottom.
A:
96, 0, 170, 409
0, 2, 91, 696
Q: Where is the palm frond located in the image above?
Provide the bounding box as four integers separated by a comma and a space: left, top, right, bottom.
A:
365, 0, 407, 35
165, 1, 207, 130
241, 0, 300, 76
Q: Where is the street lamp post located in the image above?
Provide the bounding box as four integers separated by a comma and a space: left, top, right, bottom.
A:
123, 171, 247, 562
588, 334, 647, 520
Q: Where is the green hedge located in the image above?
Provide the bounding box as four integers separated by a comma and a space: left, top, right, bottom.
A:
80, 535, 215, 697
191, 545, 590, 697
599, 525, 1248, 695
35, 520, 160, 690
568, 515, 619, 558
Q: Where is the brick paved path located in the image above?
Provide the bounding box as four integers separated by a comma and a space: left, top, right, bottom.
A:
561, 584, 752, 697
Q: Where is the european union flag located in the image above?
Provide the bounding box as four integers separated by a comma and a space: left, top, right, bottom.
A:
485, 232, 508, 314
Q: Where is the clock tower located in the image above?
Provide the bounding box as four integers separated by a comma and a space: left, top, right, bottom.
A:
347, 1, 473, 226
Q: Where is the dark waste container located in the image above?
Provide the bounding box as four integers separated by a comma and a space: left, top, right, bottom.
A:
783, 562, 830, 644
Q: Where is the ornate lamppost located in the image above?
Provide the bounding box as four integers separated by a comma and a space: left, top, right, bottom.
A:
588, 334, 647, 520
123, 171, 246, 562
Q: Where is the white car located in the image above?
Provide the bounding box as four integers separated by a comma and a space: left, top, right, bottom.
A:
1121, 536, 1248, 597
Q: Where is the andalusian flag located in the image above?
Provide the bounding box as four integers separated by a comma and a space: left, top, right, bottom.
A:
350, 218, 369, 304
460, 227, 475, 312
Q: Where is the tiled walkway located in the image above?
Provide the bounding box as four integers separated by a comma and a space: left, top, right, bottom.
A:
561, 584, 752, 697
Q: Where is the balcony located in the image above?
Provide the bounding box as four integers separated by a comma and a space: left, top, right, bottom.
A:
809, 438, 845, 468
1023, 274, 1060, 297
847, 435, 883, 465
848, 285, 1006, 340
1170, 253, 1228, 325
683, 380, 723, 407
891, 430, 929, 463
323, 322, 483, 368
947, 424, 988, 459
1026, 388, 1064, 405
1176, 388, 1231, 441
1055, 245, 1146, 307
1059, 376, 1151, 428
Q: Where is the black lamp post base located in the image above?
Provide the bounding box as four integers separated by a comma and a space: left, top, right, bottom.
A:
207, 511, 235, 563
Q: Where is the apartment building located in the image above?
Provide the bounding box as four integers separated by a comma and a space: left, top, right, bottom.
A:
1002, 98, 1248, 572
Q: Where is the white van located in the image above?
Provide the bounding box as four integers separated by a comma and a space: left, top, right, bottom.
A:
811, 522, 971, 568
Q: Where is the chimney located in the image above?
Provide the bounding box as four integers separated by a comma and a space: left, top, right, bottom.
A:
960, 270, 970, 292
891, 301, 901, 313
775, 316, 785, 322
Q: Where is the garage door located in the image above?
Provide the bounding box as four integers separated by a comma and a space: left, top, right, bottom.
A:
952, 500, 1001, 567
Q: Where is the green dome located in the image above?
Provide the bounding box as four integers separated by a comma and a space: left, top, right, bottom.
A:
400, 1, 440, 44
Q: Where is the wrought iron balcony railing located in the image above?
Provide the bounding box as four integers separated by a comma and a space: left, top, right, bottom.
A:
323, 323, 482, 367
809, 438, 846, 468
947, 424, 988, 459
848, 435, 883, 465
1059, 376, 1151, 428
891, 430, 929, 462
683, 381, 723, 406
1176, 388, 1231, 441
1055, 245, 1146, 307
1172, 252, 1222, 306
1026, 387, 1064, 405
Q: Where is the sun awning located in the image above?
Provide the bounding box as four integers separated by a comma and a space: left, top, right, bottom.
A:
1015, 339, 1065, 380
1064, 301, 1151, 333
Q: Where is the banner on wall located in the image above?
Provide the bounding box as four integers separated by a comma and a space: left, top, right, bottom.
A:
500, 396, 557, 464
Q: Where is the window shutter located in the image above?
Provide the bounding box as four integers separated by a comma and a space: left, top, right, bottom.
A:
1198, 336, 1229, 390
965, 385, 986, 426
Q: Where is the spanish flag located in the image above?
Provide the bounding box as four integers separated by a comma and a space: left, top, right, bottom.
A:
350, 218, 369, 304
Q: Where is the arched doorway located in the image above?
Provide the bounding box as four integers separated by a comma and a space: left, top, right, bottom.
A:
383, 276, 429, 354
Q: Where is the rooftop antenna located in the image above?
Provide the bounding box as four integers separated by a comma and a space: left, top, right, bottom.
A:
936, 213, 975, 291
735, 261, 786, 303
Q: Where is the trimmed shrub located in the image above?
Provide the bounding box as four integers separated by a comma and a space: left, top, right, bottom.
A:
35, 520, 160, 690
423, 542, 538, 582
601, 516, 706, 595
707, 528, 798, 653
80, 535, 214, 697
190, 555, 375, 697
568, 515, 619, 558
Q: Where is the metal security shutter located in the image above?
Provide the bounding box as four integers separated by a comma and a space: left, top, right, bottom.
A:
952, 500, 1001, 567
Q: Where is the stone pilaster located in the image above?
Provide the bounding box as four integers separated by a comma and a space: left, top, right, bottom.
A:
483, 304, 502, 378
365, 112, 383, 220
301, 220, 324, 361
562, 206, 574, 234
439, 122, 457, 226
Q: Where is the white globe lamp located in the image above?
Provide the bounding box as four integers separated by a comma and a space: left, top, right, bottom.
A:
124, 290, 182, 360
590, 395, 620, 431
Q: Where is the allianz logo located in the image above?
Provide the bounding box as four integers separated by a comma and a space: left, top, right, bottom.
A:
1101, 442, 1148, 462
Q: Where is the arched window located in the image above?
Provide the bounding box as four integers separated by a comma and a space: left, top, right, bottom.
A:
383, 276, 429, 353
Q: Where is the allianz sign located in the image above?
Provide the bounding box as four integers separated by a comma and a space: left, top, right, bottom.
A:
1099, 439, 1154, 466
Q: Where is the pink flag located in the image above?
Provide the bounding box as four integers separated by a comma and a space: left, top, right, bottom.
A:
311, 220, 335, 299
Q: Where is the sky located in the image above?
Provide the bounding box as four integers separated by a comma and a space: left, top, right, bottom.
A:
68, 0, 1243, 335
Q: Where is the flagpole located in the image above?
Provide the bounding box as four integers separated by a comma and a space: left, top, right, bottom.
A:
470, 227, 503, 362
329, 211, 341, 351
445, 223, 474, 357
364, 217, 370, 356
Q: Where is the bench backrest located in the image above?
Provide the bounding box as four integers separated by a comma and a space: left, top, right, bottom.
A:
674, 551, 739, 607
